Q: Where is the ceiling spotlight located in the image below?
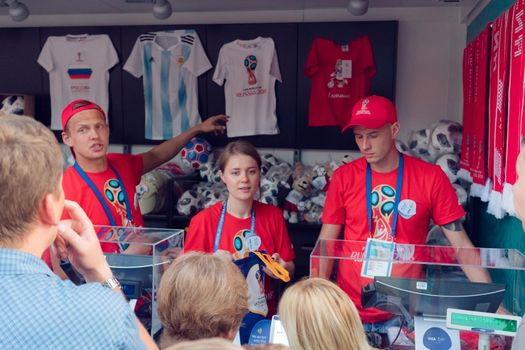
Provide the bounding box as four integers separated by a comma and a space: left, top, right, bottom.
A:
347, 0, 369, 16
2, 0, 29, 21
152, 0, 172, 20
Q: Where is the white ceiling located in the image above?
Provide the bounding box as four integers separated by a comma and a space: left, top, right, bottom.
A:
1, 0, 463, 16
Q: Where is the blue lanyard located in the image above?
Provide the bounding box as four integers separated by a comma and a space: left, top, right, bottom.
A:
214, 200, 256, 252
73, 162, 133, 226
366, 153, 404, 240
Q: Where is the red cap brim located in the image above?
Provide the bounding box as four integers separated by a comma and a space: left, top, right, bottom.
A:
341, 118, 390, 133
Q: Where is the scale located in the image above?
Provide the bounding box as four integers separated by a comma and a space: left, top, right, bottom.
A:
446, 308, 522, 350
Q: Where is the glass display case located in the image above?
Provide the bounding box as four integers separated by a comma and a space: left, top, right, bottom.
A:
310, 239, 525, 349
96, 225, 184, 336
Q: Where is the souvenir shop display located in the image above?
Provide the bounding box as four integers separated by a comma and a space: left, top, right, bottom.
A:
124, 30, 211, 140
213, 36, 281, 137
38, 34, 118, 130
305, 36, 376, 129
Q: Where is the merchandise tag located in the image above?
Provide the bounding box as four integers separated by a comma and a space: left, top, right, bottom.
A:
361, 238, 395, 278
342, 60, 352, 78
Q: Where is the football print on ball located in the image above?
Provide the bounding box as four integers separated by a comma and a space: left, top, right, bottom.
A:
180, 137, 212, 170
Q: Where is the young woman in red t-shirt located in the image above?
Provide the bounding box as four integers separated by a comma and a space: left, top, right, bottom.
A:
184, 140, 295, 343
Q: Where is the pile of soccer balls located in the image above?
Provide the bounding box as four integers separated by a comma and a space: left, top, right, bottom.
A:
400, 119, 467, 206
400, 120, 469, 246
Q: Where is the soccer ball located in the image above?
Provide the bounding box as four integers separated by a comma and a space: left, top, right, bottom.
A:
137, 170, 171, 214
244, 55, 257, 71
0, 95, 24, 115
202, 188, 224, 208
176, 190, 203, 216
180, 137, 212, 170
430, 120, 463, 154
435, 153, 460, 183
395, 139, 410, 155
199, 161, 221, 183
408, 129, 431, 158
202, 183, 226, 208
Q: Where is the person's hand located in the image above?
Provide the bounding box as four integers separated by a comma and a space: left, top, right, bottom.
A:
262, 253, 286, 280
54, 200, 112, 283
197, 114, 228, 135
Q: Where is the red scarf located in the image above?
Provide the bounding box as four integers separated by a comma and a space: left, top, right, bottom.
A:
502, 0, 525, 215
471, 27, 491, 186
459, 40, 475, 182
466, 27, 492, 200
487, 9, 512, 218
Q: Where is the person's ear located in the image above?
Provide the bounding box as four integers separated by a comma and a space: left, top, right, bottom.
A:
223, 328, 238, 341
391, 122, 400, 138
219, 170, 225, 182
62, 131, 73, 147
40, 192, 62, 226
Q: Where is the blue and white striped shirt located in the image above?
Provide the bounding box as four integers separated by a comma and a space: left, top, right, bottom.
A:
124, 30, 212, 140
0, 248, 146, 350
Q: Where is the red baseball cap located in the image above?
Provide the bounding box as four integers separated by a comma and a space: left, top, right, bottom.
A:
61, 99, 105, 130
342, 95, 397, 132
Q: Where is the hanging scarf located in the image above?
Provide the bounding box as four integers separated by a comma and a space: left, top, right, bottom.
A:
487, 9, 512, 218
502, 0, 525, 216
469, 26, 492, 201
459, 40, 475, 183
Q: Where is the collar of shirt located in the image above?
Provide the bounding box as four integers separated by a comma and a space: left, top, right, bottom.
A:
0, 248, 53, 277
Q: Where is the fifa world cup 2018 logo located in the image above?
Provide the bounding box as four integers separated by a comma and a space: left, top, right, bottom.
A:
244, 54, 258, 85
104, 178, 131, 226
370, 185, 395, 240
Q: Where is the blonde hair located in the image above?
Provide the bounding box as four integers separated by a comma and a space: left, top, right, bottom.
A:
0, 115, 63, 245
279, 278, 372, 350
164, 338, 242, 350
158, 252, 248, 347
243, 345, 290, 350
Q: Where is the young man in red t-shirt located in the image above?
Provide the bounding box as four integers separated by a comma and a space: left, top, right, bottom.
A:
43, 99, 226, 264
319, 95, 495, 333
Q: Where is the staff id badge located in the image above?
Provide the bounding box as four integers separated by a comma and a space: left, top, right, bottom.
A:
361, 238, 395, 278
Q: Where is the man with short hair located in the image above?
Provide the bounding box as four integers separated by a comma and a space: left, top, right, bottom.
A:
0, 115, 156, 349
511, 140, 525, 350
59, 99, 226, 252
319, 95, 493, 334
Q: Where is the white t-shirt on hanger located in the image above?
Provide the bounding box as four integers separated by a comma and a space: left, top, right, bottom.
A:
213, 37, 282, 138
38, 34, 119, 130
124, 30, 211, 140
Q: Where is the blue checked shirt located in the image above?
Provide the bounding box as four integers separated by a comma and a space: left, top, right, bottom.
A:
0, 249, 146, 350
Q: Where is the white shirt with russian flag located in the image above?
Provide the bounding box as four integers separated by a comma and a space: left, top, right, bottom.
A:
38, 34, 119, 130
124, 30, 212, 140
